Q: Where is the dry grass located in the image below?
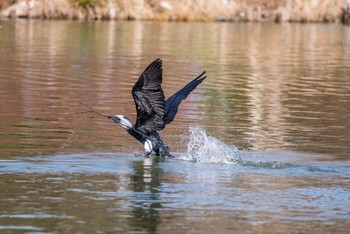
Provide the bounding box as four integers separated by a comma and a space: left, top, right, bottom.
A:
1, 0, 349, 24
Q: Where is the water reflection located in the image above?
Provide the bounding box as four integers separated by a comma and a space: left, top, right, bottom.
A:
129, 158, 162, 233
0, 20, 349, 159
0, 151, 349, 233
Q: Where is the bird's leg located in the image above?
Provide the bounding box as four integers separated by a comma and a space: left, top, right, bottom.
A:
159, 145, 174, 158
144, 150, 153, 158
152, 136, 174, 158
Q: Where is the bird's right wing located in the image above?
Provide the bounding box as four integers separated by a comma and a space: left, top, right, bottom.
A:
163, 71, 206, 125
132, 58, 166, 133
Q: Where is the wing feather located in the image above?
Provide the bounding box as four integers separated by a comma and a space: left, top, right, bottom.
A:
132, 58, 166, 133
163, 71, 206, 125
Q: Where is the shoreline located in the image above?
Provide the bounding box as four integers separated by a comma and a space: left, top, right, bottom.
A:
1, 0, 350, 25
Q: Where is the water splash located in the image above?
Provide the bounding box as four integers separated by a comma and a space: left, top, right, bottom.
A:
180, 127, 241, 164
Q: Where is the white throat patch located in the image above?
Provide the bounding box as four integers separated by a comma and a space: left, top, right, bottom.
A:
116, 115, 133, 129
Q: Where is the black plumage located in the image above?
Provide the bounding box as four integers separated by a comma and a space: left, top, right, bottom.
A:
164, 70, 206, 125
114, 58, 206, 157
132, 58, 166, 134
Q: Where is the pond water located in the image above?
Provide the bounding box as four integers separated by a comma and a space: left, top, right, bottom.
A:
0, 19, 349, 233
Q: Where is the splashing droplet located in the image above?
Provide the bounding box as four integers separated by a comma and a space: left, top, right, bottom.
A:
180, 127, 241, 164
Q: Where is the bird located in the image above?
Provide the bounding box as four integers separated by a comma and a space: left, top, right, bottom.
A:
103, 58, 206, 158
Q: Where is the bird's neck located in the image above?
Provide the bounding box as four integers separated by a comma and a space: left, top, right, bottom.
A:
126, 127, 147, 144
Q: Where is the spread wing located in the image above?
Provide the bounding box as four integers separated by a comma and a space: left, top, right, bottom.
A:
132, 58, 166, 133
163, 71, 206, 125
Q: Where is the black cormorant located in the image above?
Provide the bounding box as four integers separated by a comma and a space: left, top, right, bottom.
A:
108, 58, 206, 158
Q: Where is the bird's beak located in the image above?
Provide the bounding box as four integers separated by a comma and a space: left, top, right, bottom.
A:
109, 116, 120, 124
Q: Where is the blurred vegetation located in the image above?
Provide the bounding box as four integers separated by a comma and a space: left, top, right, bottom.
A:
0, 0, 349, 24
0, 0, 13, 10
71, 0, 99, 8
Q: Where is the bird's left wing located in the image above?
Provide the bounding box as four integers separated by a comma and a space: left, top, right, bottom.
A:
163, 71, 206, 125
132, 58, 166, 133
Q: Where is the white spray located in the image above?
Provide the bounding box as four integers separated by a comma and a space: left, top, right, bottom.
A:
181, 127, 241, 164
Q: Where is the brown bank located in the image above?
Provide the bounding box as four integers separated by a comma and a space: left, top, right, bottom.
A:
1, 0, 350, 24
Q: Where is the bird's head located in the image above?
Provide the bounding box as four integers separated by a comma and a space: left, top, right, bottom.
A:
109, 115, 133, 130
